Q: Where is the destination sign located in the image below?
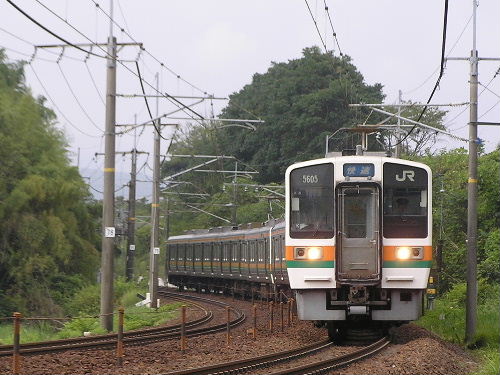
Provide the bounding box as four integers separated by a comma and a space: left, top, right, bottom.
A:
343, 163, 375, 177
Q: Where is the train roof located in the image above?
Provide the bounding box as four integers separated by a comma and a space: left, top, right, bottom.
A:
285, 154, 431, 175
167, 218, 285, 242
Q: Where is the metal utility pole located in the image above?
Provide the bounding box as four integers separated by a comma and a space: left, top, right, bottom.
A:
100, 0, 117, 332
465, 0, 479, 344
149, 73, 161, 309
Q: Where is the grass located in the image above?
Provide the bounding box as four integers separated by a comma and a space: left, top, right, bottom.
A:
0, 279, 182, 344
417, 282, 500, 374
0, 303, 182, 344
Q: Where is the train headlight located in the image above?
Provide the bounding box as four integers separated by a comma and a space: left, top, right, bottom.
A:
307, 247, 323, 260
395, 247, 411, 260
294, 247, 324, 260
395, 246, 424, 260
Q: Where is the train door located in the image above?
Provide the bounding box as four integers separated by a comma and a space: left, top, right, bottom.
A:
337, 184, 381, 282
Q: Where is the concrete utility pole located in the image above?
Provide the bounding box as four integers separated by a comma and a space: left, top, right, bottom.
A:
149, 73, 161, 309
446, 0, 500, 344
125, 144, 148, 281
100, 0, 117, 332
126, 132, 138, 281
465, 0, 479, 345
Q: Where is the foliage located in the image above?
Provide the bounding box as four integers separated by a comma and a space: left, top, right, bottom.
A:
417, 148, 500, 290
216, 46, 384, 183
65, 278, 146, 317
0, 51, 100, 316
417, 281, 499, 345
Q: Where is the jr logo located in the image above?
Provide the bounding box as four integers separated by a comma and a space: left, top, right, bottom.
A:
396, 170, 415, 181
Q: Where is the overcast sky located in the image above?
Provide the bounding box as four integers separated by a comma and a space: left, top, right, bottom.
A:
1, 0, 499, 198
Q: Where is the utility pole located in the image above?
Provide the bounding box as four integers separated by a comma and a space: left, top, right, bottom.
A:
100, 0, 117, 332
126, 128, 138, 282
231, 161, 238, 226
164, 198, 170, 284
149, 73, 161, 308
465, 0, 479, 345
445, 0, 500, 344
125, 129, 149, 281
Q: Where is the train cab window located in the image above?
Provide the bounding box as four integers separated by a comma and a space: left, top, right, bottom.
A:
290, 163, 334, 238
383, 163, 428, 238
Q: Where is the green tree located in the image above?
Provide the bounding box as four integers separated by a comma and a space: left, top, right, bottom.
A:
0, 51, 99, 316
217, 46, 384, 183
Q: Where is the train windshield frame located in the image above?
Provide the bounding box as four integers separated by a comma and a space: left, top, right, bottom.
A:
289, 163, 335, 239
383, 162, 428, 238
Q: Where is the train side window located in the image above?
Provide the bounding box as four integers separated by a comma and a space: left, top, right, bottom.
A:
258, 240, 264, 262
289, 163, 334, 239
250, 241, 255, 262
169, 244, 176, 261
178, 244, 185, 261
195, 243, 201, 262
232, 241, 239, 262
383, 163, 428, 238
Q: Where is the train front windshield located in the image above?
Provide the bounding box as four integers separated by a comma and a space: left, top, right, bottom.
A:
383, 163, 428, 238
289, 163, 334, 239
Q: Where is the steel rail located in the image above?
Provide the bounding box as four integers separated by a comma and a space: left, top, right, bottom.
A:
161, 336, 389, 375
163, 339, 333, 375
270, 336, 391, 375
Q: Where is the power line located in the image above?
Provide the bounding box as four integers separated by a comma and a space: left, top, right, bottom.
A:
19, 0, 206, 124
404, 13, 473, 95
6, 0, 106, 58
0, 26, 84, 63
57, 62, 103, 132
29, 62, 101, 138
304, 0, 328, 52
393, 0, 449, 147
323, 0, 343, 56
84, 61, 105, 105
89, 0, 211, 96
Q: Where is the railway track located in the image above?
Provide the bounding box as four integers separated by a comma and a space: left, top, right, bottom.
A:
0, 290, 245, 356
164, 336, 390, 375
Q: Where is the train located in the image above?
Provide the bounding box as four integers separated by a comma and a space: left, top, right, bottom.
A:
166, 149, 432, 341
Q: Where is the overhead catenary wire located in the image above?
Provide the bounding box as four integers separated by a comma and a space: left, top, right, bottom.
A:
29, 62, 101, 138
84, 60, 106, 105
17, 0, 207, 125
304, 0, 328, 53
393, 0, 449, 148
6, 0, 106, 59
323, 0, 343, 56
89, 0, 211, 96
404, 13, 473, 95
57, 62, 103, 132
0, 26, 85, 63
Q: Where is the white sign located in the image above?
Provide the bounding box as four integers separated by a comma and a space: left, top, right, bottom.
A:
105, 227, 115, 238
129, 245, 136, 251
153, 247, 160, 255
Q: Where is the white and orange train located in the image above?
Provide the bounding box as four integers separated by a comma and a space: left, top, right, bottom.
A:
167, 152, 432, 339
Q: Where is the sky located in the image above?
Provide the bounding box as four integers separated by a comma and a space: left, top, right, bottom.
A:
1, 0, 499, 199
